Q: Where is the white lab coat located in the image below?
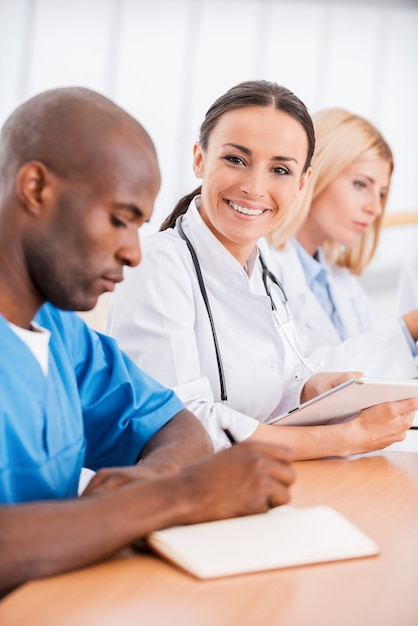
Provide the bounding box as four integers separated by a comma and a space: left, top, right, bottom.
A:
397, 251, 418, 315
269, 241, 418, 378
107, 200, 309, 450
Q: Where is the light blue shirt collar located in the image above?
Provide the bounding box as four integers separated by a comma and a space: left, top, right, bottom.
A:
293, 240, 328, 290
293, 240, 347, 340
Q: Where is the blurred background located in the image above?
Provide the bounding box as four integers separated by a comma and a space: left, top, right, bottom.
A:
1, 0, 417, 315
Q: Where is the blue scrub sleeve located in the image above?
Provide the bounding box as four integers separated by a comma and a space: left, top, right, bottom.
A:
37, 304, 185, 471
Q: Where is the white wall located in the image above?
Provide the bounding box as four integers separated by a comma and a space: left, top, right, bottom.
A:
1, 0, 417, 311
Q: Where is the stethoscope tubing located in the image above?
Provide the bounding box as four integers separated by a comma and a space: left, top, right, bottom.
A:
176, 216, 228, 401
176, 215, 315, 402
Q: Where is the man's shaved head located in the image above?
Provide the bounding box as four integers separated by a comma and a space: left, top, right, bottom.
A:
0, 86, 156, 184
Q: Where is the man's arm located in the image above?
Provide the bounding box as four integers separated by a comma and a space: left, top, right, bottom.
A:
0, 441, 294, 597
139, 408, 213, 469
81, 409, 213, 494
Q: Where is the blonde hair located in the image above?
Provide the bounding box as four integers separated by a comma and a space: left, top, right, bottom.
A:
267, 108, 394, 274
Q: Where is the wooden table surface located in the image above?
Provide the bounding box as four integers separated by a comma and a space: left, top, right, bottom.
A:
1, 451, 418, 626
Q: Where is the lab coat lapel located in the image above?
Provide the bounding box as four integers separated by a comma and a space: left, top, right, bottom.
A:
327, 270, 361, 337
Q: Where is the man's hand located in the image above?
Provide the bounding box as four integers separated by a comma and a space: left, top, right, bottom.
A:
169, 441, 295, 525
84, 440, 295, 521
82, 461, 182, 497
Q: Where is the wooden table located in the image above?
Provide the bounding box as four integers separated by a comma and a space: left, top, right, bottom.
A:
1, 451, 418, 626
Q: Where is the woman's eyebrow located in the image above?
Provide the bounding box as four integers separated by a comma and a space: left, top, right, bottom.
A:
222, 143, 299, 164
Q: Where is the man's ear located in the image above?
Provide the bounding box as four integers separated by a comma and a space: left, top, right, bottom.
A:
192, 142, 205, 179
16, 162, 51, 215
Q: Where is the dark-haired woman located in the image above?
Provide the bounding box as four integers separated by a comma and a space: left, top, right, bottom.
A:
108, 80, 417, 459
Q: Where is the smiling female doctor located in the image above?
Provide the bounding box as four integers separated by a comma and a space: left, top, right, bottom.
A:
267, 108, 418, 380
108, 81, 417, 459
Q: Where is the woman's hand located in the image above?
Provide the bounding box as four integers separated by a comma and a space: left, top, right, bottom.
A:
300, 370, 363, 404
342, 397, 418, 455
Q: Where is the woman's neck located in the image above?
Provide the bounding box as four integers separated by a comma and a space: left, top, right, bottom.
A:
296, 223, 323, 257
197, 203, 258, 268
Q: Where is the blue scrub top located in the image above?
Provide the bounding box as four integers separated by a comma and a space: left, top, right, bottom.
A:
0, 303, 184, 503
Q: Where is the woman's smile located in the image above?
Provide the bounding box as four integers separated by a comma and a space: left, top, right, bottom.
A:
226, 199, 268, 217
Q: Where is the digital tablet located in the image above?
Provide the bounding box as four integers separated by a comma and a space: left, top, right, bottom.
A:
267, 377, 418, 427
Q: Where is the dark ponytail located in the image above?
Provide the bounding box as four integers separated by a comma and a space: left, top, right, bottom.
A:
160, 186, 202, 231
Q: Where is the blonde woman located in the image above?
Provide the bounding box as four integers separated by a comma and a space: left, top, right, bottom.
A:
268, 108, 418, 379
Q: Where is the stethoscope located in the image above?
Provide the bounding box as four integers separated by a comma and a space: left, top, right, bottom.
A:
176, 215, 315, 402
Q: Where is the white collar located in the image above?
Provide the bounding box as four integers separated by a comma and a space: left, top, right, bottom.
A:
8, 321, 50, 374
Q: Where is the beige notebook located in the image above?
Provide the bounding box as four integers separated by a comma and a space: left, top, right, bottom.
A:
147, 505, 378, 579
